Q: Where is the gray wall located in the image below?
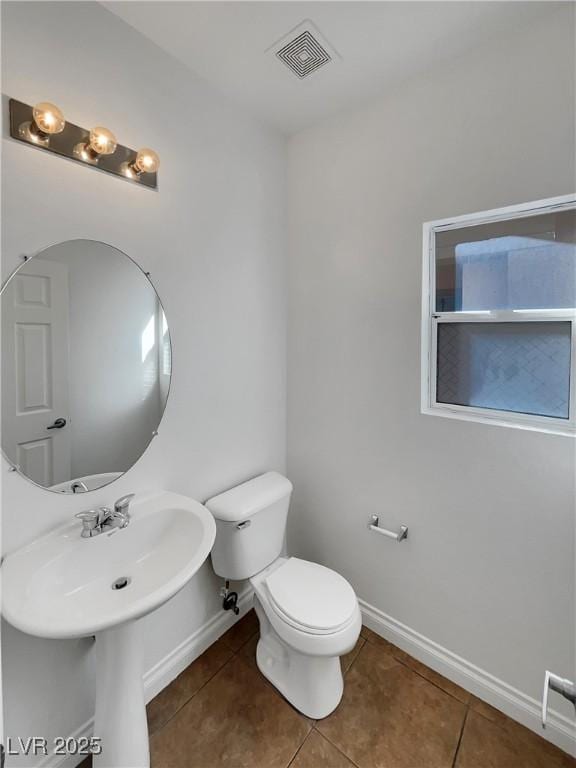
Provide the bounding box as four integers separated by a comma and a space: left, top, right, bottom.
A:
1, 1, 286, 759
287, 3, 575, 725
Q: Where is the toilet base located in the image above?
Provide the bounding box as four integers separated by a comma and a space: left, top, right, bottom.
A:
254, 598, 344, 719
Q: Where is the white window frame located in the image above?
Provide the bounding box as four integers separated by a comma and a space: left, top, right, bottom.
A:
421, 194, 576, 437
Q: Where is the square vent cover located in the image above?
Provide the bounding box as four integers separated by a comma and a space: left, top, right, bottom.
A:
270, 21, 340, 80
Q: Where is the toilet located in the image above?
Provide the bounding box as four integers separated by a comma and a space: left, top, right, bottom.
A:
206, 471, 361, 719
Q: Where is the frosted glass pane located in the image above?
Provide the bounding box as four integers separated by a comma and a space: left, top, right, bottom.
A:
435, 209, 576, 311
436, 322, 571, 419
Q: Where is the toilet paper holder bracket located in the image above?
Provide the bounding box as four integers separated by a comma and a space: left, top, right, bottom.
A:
368, 515, 408, 542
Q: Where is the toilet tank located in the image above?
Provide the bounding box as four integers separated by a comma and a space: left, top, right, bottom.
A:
206, 472, 293, 580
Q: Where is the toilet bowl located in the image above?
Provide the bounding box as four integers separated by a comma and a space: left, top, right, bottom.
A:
251, 557, 361, 718
206, 472, 361, 719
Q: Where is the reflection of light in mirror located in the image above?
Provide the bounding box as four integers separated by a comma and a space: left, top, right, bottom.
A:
141, 315, 155, 362
161, 309, 171, 376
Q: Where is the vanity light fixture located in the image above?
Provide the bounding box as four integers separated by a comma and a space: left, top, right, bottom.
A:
9, 98, 159, 189
18, 101, 65, 146
123, 148, 160, 179
74, 126, 117, 164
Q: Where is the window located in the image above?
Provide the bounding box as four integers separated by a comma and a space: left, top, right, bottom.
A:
421, 195, 576, 435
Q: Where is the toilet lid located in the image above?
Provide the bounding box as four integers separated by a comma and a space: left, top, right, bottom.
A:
265, 558, 357, 633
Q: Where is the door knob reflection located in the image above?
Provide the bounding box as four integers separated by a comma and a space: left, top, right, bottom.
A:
47, 418, 67, 430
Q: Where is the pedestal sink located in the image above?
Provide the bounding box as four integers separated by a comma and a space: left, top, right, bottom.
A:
1, 490, 216, 768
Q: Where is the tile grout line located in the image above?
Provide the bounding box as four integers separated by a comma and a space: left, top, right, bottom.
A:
303, 638, 364, 768
312, 726, 363, 768
341, 638, 366, 677
233, 629, 315, 768
398, 660, 468, 706
361, 625, 576, 755
232, 632, 319, 726
149, 642, 238, 738
451, 705, 470, 768
231, 630, 259, 656
236, 629, 359, 767
150, 612, 259, 736
363, 635, 470, 706
340, 634, 470, 767
286, 728, 314, 768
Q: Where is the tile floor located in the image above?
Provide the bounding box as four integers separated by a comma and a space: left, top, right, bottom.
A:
82, 610, 575, 768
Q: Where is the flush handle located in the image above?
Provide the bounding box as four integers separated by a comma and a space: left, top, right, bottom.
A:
236, 520, 251, 530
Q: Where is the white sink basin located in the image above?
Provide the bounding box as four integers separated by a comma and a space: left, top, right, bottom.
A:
2, 490, 216, 639
1, 490, 216, 767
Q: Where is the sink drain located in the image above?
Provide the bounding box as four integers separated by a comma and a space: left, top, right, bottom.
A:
111, 576, 131, 591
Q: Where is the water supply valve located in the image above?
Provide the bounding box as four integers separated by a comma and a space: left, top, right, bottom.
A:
220, 581, 239, 615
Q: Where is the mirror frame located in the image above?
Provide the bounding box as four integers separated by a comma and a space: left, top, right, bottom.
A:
1, 239, 172, 494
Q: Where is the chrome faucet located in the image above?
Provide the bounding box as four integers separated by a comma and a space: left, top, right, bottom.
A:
75, 494, 135, 538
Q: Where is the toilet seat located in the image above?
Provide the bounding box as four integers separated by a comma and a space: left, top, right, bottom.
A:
265, 558, 357, 636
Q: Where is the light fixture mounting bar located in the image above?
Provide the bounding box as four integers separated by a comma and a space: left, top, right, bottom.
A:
8, 99, 158, 190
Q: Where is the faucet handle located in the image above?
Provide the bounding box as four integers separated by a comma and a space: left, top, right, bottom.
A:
75, 509, 99, 521
76, 507, 111, 524
75, 509, 102, 537
114, 493, 135, 513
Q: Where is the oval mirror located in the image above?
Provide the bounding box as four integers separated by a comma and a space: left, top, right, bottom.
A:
1, 240, 171, 493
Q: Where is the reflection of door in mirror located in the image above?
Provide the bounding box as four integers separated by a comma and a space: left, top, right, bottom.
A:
1, 258, 71, 485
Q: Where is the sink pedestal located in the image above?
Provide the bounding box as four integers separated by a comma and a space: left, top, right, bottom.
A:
94, 621, 149, 768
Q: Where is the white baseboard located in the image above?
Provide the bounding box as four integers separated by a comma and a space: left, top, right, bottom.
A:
35, 589, 254, 768
359, 598, 576, 757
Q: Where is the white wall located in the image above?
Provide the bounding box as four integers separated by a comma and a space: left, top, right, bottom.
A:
287, 2, 575, 736
1, 0, 285, 760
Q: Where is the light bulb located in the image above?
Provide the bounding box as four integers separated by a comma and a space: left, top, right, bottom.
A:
32, 102, 65, 135
134, 148, 160, 174
89, 126, 117, 156
74, 126, 117, 164
19, 101, 65, 145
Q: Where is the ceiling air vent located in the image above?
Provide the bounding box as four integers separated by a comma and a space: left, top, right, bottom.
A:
269, 21, 339, 80
276, 30, 331, 79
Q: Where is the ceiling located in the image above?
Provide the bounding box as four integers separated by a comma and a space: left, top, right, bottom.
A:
104, 1, 561, 135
